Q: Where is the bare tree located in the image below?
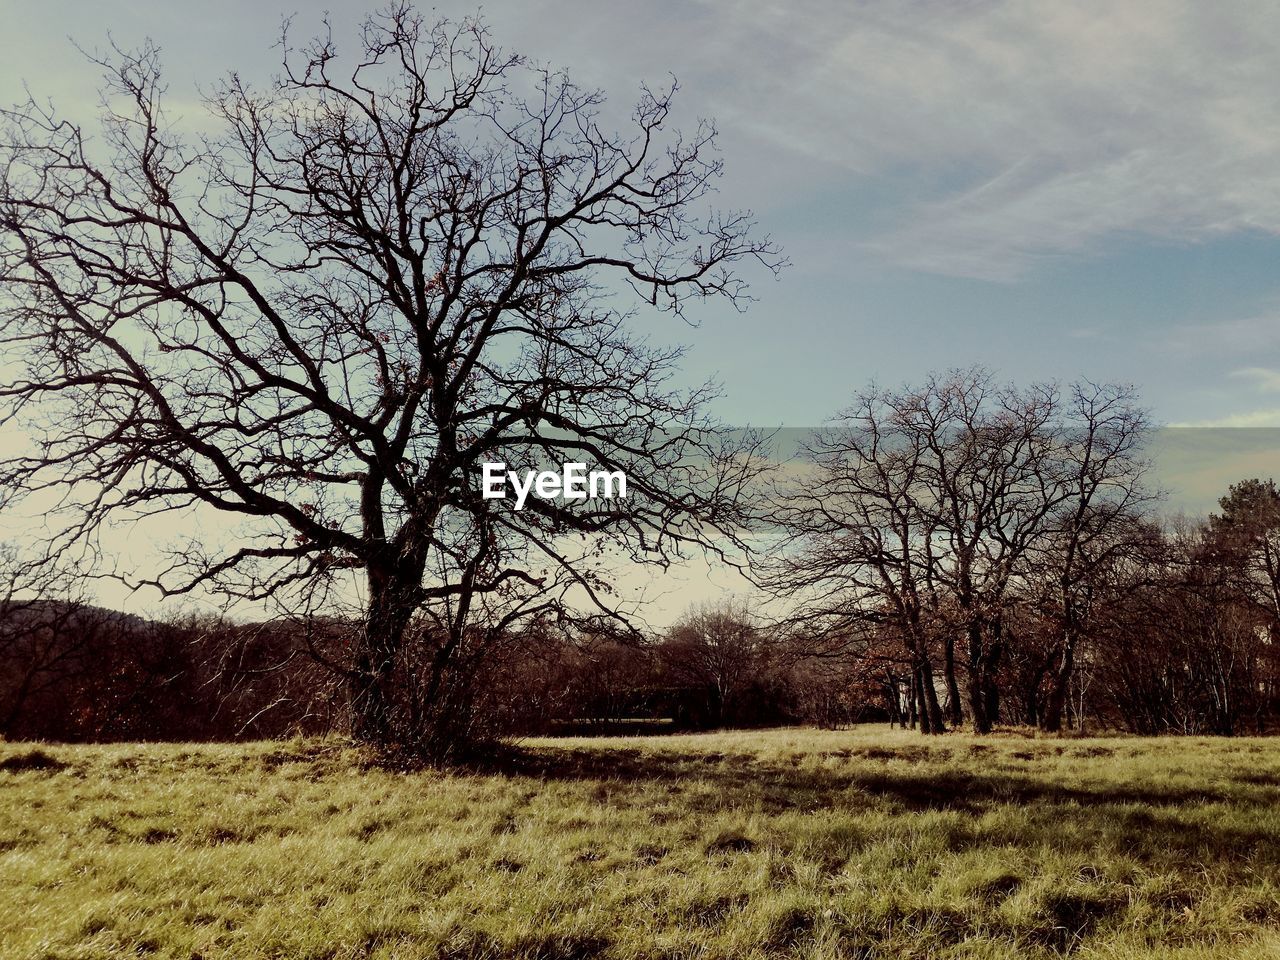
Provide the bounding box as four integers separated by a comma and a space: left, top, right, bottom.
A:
1091, 515, 1278, 735
761, 385, 950, 733
660, 598, 764, 727
895, 371, 1066, 732
763, 370, 1152, 734
1208, 479, 1280, 622
1020, 382, 1153, 731
0, 6, 780, 755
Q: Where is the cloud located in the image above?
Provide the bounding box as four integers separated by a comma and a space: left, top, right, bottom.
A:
1165, 313, 1280, 357
1166, 367, 1280, 426
1230, 367, 1280, 393
1170, 409, 1280, 428
11, 0, 1280, 287
687, 1, 1280, 280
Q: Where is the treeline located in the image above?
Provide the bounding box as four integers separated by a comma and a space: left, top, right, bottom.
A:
0, 602, 335, 741
873, 507, 1280, 735
5, 510, 1279, 742
0, 597, 878, 742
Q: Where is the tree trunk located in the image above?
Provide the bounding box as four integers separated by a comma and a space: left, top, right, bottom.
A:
966, 618, 992, 733
915, 652, 947, 734
885, 671, 903, 729
348, 564, 417, 746
943, 633, 963, 727
1039, 638, 1075, 733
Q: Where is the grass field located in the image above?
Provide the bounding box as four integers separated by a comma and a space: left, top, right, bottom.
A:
1, 727, 1278, 959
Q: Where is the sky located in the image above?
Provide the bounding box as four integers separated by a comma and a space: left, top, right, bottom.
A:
4, 1, 1280, 619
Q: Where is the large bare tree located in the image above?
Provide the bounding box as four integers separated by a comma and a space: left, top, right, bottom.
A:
0, 5, 779, 754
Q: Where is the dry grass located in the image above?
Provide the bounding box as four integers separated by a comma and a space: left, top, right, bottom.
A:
1, 726, 1278, 959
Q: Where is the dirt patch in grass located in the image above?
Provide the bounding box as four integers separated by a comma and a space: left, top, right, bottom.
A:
682, 893, 750, 926
765, 906, 816, 949
441, 932, 613, 960
139, 827, 178, 844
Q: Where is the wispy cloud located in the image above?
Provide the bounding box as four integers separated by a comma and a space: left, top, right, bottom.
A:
1165, 314, 1280, 356
12, 0, 1280, 287
687, 1, 1280, 280
1171, 408, 1280, 428
1230, 367, 1280, 392
1169, 366, 1280, 425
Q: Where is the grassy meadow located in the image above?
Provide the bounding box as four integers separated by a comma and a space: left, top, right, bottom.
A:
1, 727, 1278, 959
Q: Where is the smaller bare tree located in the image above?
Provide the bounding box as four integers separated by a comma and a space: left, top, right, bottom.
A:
660, 598, 763, 727
763, 369, 1154, 734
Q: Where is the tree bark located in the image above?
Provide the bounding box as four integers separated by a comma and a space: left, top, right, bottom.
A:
943, 633, 963, 727
1039, 638, 1075, 733
885, 671, 903, 729
966, 618, 992, 733
348, 563, 418, 746
915, 650, 947, 734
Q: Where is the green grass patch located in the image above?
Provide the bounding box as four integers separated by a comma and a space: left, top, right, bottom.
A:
1, 728, 1278, 958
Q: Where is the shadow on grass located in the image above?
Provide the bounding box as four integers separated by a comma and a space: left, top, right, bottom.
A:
475, 742, 1260, 807
0, 748, 69, 773
467, 741, 1280, 865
